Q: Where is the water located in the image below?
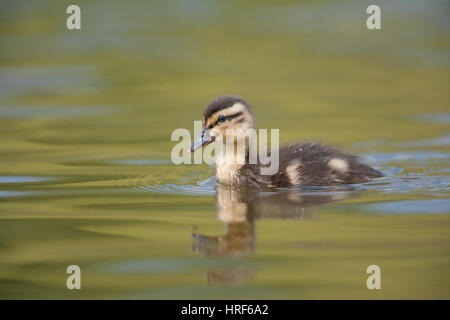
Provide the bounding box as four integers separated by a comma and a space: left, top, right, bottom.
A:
0, 0, 449, 299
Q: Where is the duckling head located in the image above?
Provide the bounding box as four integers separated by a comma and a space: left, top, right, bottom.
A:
190, 95, 254, 152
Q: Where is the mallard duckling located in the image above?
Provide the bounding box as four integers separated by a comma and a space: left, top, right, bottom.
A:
190, 95, 382, 187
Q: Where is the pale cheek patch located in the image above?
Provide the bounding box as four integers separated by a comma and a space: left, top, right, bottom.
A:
286, 160, 302, 185
209, 127, 222, 141
328, 158, 349, 173
237, 115, 253, 130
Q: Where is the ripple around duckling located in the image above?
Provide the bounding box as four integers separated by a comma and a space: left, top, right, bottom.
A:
354, 150, 450, 194
115, 172, 216, 195
73, 150, 450, 198
364, 151, 450, 162
108, 159, 173, 165
134, 183, 216, 196
361, 175, 450, 194
128, 173, 449, 198
59, 158, 186, 191
97, 157, 216, 195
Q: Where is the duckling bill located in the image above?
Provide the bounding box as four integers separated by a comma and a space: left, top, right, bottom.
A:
190, 95, 382, 187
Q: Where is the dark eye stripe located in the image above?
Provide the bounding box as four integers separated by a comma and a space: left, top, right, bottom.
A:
226, 112, 243, 121
213, 112, 243, 126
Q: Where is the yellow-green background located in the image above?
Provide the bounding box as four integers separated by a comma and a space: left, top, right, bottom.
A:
0, 0, 449, 299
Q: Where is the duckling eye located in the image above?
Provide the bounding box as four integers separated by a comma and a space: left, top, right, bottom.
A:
217, 115, 226, 123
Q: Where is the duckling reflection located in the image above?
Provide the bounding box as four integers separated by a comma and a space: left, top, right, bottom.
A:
191, 185, 352, 285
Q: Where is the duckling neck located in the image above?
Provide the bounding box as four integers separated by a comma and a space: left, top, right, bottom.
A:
214, 142, 249, 185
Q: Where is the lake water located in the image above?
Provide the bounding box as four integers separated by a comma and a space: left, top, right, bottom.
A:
0, 0, 449, 299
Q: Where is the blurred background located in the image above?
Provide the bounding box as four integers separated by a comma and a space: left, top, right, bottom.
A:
0, 0, 449, 299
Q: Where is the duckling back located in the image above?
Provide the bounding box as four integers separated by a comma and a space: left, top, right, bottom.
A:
273, 142, 382, 186
233, 142, 382, 187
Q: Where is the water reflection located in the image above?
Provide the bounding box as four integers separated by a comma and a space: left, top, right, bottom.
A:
191, 186, 352, 286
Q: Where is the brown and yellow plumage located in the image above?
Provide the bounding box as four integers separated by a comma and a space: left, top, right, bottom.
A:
191, 95, 383, 187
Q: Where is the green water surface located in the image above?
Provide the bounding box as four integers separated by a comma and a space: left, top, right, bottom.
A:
0, 0, 449, 299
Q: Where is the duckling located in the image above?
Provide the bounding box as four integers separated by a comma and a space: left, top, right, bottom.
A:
190, 95, 383, 187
